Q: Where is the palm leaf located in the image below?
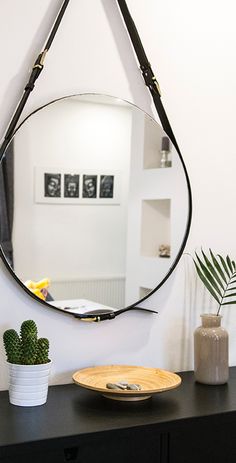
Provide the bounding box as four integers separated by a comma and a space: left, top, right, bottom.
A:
193, 249, 236, 314
221, 301, 236, 306
217, 254, 231, 278
226, 255, 233, 273
195, 252, 222, 297
193, 259, 220, 304
223, 293, 236, 298
209, 249, 227, 284
201, 249, 224, 290
226, 286, 236, 292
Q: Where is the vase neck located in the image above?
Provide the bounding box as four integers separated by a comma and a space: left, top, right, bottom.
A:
201, 314, 222, 327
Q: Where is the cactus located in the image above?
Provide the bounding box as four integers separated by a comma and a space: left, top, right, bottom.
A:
3, 329, 22, 364
35, 338, 50, 364
21, 333, 38, 365
3, 320, 50, 365
20, 320, 37, 342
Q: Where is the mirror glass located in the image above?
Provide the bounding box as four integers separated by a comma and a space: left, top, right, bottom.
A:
0, 94, 190, 314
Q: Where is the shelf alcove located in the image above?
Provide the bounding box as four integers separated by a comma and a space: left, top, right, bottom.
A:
140, 199, 171, 258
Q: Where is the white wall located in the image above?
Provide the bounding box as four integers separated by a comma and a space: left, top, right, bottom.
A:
0, 0, 236, 389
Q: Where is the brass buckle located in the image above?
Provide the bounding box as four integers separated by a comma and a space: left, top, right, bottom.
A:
33, 49, 48, 70
152, 76, 161, 96
140, 65, 161, 97
80, 316, 100, 323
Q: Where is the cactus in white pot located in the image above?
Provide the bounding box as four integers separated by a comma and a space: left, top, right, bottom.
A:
3, 320, 51, 407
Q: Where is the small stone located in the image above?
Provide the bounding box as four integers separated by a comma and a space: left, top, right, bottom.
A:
106, 383, 120, 389
106, 382, 128, 390
118, 381, 128, 386
127, 384, 142, 391
115, 382, 128, 390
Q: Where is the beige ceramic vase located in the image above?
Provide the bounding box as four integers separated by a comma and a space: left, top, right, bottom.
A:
194, 314, 228, 385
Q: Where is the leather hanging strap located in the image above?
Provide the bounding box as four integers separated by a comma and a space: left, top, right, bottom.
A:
117, 0, 180, 154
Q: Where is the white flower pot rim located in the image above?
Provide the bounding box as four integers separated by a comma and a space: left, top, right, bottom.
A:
7, 360, 52, 368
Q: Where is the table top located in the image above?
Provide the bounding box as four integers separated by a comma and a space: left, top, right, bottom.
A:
1, 368, 236, 449
50, 298, 116, 314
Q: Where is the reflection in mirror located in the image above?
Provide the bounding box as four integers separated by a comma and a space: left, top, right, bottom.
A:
0, 94, 189, 314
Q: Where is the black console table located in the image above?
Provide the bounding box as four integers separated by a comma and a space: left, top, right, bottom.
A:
1, 368, 236, 463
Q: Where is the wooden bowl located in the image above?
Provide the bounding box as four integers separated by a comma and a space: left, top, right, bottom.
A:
73, 365, 181, 401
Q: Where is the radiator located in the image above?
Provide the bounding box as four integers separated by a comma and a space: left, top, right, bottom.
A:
50, 276, 125, 309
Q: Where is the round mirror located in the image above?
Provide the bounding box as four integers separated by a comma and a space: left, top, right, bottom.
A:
0, 94, 191, 316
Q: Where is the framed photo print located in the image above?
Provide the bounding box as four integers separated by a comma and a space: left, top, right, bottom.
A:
99, 175, 114, 198
82, 175, 97, 199
64, 174, 79, 198
44, 173, 61, 198
35, 167, 64, 203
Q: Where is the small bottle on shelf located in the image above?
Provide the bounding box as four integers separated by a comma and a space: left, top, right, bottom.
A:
160, 137, 172, 168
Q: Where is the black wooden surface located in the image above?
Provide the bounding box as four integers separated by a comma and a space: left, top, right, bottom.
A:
1, 368, 236, 462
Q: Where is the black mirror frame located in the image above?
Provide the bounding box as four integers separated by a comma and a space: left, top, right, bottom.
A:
0, 93, 192, 320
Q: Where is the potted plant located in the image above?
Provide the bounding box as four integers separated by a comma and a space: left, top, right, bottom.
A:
192, 249, 236, 385
3, 320, 51, 406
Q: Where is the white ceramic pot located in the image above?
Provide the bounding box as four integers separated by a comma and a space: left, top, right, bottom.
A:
8, 361, 51, 406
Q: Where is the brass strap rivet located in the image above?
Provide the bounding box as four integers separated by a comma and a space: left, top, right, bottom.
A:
33, 64, 43, 70
152, 77, 161, 96
40, 49, 48, 65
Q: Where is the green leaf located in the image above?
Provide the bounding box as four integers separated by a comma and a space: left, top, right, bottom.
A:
195, 252, 222, 297
193, 259, 220, 304
226, 286, 236, 292
209, 249, 227, 284
226, 255, 233, 274
223, 292, 236, 299
201, 249, 224, 290
221, 301, 236, 306
217, 254, 230, 278
228, 280, 236, 286
232, 261, 236, 271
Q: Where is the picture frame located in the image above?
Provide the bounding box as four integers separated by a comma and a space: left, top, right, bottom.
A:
34, 167, 121, 205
